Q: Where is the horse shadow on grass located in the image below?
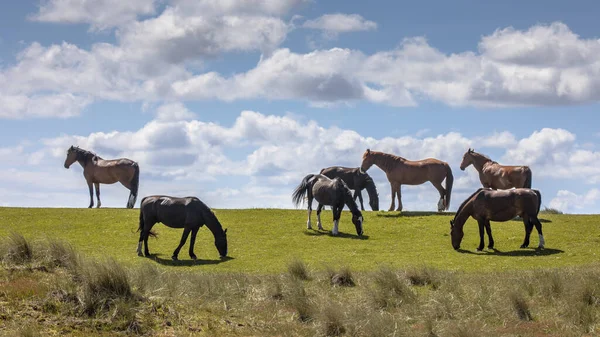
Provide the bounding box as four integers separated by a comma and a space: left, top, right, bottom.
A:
303, 229, 369, 240
144, 254, 234, 267
376, 211, 450, 218
456, 247, 564, 257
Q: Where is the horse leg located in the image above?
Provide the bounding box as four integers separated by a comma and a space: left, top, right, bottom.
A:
532, 216, 545, 248
484, 220, 494, 249
172, 227, 192, 261
331, 205, 341, 236
431, 181, 446, 212
86, 180, 94, 208
354, 190, 365, 211
520, 215, 534, 248
388, 183, 396, 211
142, 220, 155, 257
188, 227, 199, 260
316, 203, 324, 230
396, 185, 403, 212
94, 182, 101, 208
477, 219, 485, 251
306, 196, 313, 229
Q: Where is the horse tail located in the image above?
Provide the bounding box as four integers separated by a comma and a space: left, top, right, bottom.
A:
523, 166, 532, 188
444, 163, 454, 210
292, 174, 315, 207
127, 162, 140, 209
534, 189, 542, 216
137, 203, 156, 238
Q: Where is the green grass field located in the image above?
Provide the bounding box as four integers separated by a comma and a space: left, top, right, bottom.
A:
1, 207, 598, 273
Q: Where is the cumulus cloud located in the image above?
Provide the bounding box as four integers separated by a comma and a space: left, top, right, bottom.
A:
303, 13, 377, 36
549, 188, 600, 213
0, 93, 92, 119
30, 0, 156, 30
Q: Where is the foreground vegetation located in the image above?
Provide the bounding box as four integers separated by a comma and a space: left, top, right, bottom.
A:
0, 234, 598, 336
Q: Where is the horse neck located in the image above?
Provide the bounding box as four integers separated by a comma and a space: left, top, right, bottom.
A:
364, 178, 378, 199
471, 153, 491, 171
204, 210, 225, 238
372, 152, 403, 173
343, 190, 361, 216
453, 200, 473, 229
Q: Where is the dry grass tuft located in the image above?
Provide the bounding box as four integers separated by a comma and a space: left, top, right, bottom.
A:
287, 258, 311, 281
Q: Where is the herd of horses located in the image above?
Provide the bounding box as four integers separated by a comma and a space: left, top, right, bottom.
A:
64, 145, 545, 260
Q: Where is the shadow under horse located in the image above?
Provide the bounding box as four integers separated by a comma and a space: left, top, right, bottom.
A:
450, 188, 545, 251
137, 195, 228, 261
320, 166, 379, 211
64, 146, 139, 208
292, 174, 363, 236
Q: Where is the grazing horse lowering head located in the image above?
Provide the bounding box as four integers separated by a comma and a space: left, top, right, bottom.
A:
449, 219, 463, 250
459, 148, 475, 171
215, 228, 228, 258
352, 214, 364, 236
64, 146, 78, 168
360, 149, 374, 173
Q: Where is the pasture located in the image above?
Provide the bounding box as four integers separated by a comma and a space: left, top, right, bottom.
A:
1, 207, 599, 336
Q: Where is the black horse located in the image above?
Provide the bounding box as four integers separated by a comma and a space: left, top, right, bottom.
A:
320, 166, 379, 211
292, 174, 363, 236
137, 195, 228, 260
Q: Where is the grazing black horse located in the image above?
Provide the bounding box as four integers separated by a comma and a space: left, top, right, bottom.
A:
320, 166, 379, 211
137, 195, 228, 260
292, 174, 363, 236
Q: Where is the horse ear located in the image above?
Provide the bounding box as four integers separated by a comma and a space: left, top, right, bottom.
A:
224, 228, 228, 234
468, 148, 473, 153
366, 149, 371, 156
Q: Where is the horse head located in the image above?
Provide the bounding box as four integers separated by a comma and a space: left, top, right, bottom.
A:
64, 145, 78, 169
215, 228, 228, 258
352, 214, 364, 236
360, 149, 374, 173
459, 148, 474, 171
449, 219, 463, 250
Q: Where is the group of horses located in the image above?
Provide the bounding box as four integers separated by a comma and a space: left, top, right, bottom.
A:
64, 144, 545, 260
292, 148, 545, 251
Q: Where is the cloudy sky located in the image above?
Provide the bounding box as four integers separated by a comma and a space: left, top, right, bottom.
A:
1, 0, 599, 213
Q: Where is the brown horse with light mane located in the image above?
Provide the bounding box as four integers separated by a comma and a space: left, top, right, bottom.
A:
64, 146, 140, 209
360, 149, 453, 212
460, 148, 532, 189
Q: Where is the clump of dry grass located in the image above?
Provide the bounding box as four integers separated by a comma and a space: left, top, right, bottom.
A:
509, 291, 533, 321
370, 266, 415, 309
286, 280, 313, 322
320, 302, 346, 336
2, 232, 33, 265
328, 266, 355, 287
405, 266, 441, 289
287, 258, 311, 281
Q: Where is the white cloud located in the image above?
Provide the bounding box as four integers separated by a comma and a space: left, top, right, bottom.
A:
31, 0, 156, 30
303, 13, 377, 36
549, 188, 600, 213
155, 102, 196, 121
0, 93, 92, 119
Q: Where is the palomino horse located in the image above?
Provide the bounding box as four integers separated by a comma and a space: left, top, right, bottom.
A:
292, 174, 363, 236
460, 148, 532, 189
360, 149, 453, 212
450, 188, 544, 251
64, 146, 139, 209
137, 195, 228, 260
320, 166, 379, 211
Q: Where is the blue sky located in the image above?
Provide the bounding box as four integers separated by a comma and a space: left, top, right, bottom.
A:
1, 0, 599, 213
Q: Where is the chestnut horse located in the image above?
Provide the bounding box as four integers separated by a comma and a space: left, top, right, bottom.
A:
450, 188, 544, 251
360, 149, 453, 212
64, 146, 139, 209
460, 149, 532, 189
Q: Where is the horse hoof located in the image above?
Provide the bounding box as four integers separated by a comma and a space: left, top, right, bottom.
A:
171, 256, 178, 261
520, 244, 528, 248
477, 248, 483, 252
190, 255, 197, 260
137, 252, 143, 257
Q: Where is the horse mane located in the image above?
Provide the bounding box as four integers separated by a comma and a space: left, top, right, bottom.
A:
335, 178, 360, 215
471, 150, 496, 165
72, 147, 102, 164
369, 151, 406, 172
453, 188, 484, 221
362, 173, 378, 198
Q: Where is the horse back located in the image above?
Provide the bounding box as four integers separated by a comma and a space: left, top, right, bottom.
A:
141, 195, 203, 228
476, 189, 540, 220
320, 166, 361, 189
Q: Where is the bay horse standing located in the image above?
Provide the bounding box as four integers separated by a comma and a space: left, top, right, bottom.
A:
64, 146, 139, 209
137, 195, 228, 260
460, 148, 532, 189
320, 166, 379, 211
359, 149, 453, 212
450, 188, 545, 251
292, 174, 363, 236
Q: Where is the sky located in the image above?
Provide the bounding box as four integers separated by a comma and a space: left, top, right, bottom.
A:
0, 0, 600, 213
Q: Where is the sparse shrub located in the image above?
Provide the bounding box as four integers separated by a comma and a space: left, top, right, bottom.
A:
44, 238, 79, 271
3, 233, 33, 265
287, 258, 310, 281
509, 291, 533, 321
320, 302, 346, 336
370, 266, 415, 309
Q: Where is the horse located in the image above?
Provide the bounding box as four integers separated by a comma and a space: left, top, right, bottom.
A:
137, 195, 228, 260
450, 188, 545, 251
459, 148, 532, 189
319, 166, 379, 211
359, 149, 453, 212
64, 146, 139, 209
292, 174, 363, 236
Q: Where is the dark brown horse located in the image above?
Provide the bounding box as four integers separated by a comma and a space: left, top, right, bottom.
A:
292, 174, 363, 236
360, 149, 453, 212
460, 148, 532, 189
137, 195, 228, 260
450, 188, 545, 251
64, 146, 139, 208
320, 166, 379, 211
